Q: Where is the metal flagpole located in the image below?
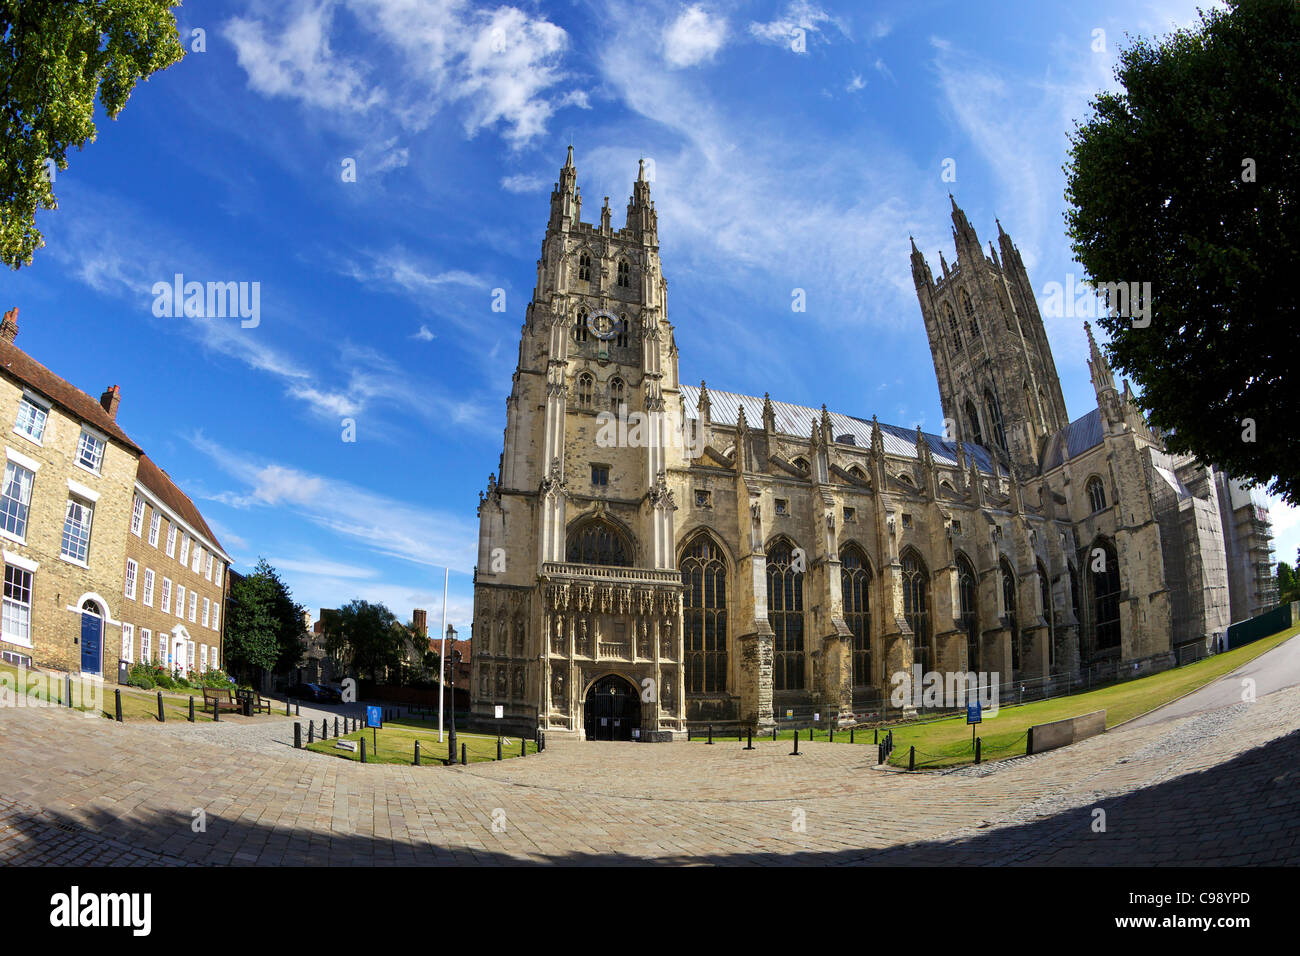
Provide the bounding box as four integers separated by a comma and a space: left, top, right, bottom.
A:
438, 566, 448, 744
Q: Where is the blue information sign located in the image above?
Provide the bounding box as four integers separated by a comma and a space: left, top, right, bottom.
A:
966, 702, 982, 725
366, 705, 383, 729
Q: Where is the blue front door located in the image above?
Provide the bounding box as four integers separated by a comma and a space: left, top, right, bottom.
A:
80, 612, 102, 674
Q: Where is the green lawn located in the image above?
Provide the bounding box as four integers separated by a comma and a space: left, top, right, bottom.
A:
0, 658, 271, 723
884, 624, 1299, 769
686, 624, 1298, 769
305, 714, 537, 766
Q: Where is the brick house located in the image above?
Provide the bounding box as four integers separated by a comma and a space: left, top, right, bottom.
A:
0, 307, 229, 679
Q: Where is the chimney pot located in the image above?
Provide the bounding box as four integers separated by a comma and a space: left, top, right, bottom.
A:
0, 307, 18, 343
100, 384, 121, 419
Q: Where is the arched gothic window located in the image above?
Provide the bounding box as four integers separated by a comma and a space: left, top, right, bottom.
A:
566, 518, 632, 567
578, 251, 591, 281
615, 315, 629, 348
957, 553, 978, 671
573, 308, 589, 344
1039, 562, 1055, 670
609, 377, 625, 410
682, 534, 728, 694
840, 544, 872, 687
1086, 476, 1107, 514
964, 399, 984, 448
792, 457, 810, 475
945, 302, 963, 352
901, 549, 930, 672
1090, 539, 1121, 652
1002, 559, 1020, 671
766, 539, 805, 691
963, 290, 978, 338
984, 389, 1008, 455
616, 259, 630, 288
575, 372, 594, 408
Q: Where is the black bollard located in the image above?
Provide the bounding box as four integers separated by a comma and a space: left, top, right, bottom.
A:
294, 700, 300, 716
686, 726, 691, 741
975, 737, 982, 764
334, 717, 339, 737
213, 698, 220, 722
874, 728, 878, 745
773, 725, 777, 742
497, 739, 502, 761
114, 689, 122, 722
850, 727, 855, 744
157, 692, 165, 722
908, 746, 915, 771
307, 721, 314, 743
414, 740, 421, 766
294, 722, 302, 748
707, 723, 713, 745
829, 726, 834, 743
745, 729, 754, 751
360, 737, 366, 763
188, 696, 195, 722
448, 735, 456, 765
285, 698, 290, 716
461, 743, 466, 765
790, 728, 801, 756
521, 737, 526, 757
66, 675, 73, 708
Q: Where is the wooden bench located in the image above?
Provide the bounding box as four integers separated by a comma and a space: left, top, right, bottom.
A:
202, 687, 241, 714
243, 691, 273, 715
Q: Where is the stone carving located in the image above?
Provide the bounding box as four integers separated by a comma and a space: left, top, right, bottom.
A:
551, 670, 566, 712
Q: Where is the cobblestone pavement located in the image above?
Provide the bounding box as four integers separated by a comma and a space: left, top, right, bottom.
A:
0, 678, 1296, 865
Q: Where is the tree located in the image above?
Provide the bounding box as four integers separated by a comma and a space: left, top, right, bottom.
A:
321, 600, 414, 682
223, 559, 307, 681
1064, 0, 1300, 504
1, 0, 185, 268
1279, 552, 1300, 605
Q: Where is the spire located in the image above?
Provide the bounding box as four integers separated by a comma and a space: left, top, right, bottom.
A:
762, 392, 776, 433
949, 193, 980, 252
870, 414, 884, 458
601, 195, 611, 232
910, 235, 933, 288
564, 144, 574, 169
626, 158, 657, 237
820, 403, 834, 443
1085, 321, 1115, 392
698, 380, 711, 421
550, 145, 579, 230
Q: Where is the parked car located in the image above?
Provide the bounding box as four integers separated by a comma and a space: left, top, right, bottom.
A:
284, 682, 331, 703
316, 684, 343, 703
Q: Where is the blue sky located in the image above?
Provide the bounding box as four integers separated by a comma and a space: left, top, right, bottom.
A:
1, 0, 1293, 635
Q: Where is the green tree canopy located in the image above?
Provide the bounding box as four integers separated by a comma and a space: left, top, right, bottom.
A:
1, 0, 185, 268
321, 600, 414, 682
223, 559, 307, 680
1064, 0, 1300, 504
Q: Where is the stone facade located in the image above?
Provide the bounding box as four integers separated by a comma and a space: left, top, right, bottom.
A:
469, 154, 1272, 738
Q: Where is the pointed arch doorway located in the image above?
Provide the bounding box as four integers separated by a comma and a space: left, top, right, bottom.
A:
583, 674, 642, 741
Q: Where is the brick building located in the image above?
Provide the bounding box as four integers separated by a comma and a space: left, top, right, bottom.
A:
0, 307, 229, 678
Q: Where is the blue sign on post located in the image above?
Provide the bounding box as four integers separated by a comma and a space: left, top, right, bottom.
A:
366, 705, 383, 729
966, 702, 982, 725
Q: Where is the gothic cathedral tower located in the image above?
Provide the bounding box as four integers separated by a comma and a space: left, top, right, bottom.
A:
912, 198, 1068, 476
472, 148, 689, 737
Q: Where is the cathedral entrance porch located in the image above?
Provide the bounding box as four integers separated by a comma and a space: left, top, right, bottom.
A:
583, 673, 642, 741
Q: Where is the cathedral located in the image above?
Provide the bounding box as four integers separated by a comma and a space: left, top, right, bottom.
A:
469, 148, 1266, 740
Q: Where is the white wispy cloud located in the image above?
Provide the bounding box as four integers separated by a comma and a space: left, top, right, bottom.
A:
663, 4, 728, 68
500, 172, 548, 193
412, 324, 436, 341
224, 0, 581, 147
192, 433, 479, 573
749, 1, 845, 50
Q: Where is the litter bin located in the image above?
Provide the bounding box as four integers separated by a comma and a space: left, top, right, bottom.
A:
117, 660, 130, 685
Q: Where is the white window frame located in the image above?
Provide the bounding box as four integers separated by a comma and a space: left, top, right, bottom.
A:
188, 591, 197, 623
175, 584, 185, 619
202, 597, 210, 628
161, 577, 172, 614
204, 551, 213, 580
0, 459, 35, 544
124, 558, 137, 599
121, 622, 134, 663
214, 563, 223, 588
166, 523, 176, 557
200, 644, 208, 670
60, 497, 94, 566
2, 563, 34, 648
211, 603, 220, 632
130, 496, 145, 536
12, 393, 49, 445
141, 627, 151, 662
186, 640, 195, 671
75, 428, 106, 475
148, 511, 161, 547
179, 534, 190, 567
142, 568, 155, 607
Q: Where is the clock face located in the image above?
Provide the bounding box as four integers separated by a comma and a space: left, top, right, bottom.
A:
586, 308, 620, 341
